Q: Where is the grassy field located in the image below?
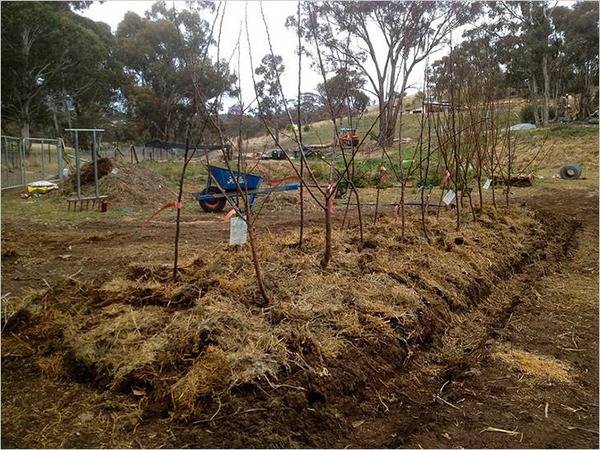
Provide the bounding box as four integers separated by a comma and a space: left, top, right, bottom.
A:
244, 104, 525, 151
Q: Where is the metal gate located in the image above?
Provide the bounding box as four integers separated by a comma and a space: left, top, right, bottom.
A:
1, 136, 64, 190
22, 137, 64, 183
1, 136, 25, 189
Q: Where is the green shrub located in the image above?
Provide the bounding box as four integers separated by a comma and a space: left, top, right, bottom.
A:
520, 104, 557, 124
520, 104, 536, 124
415, 172, 441, 190
306, 160, 330, 181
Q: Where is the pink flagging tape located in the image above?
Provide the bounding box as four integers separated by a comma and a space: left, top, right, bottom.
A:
223, 208, 237, 222
326, 185, 336, 213
442, 170, 451, 187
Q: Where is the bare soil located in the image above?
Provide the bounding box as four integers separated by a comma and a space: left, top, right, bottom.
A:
1, 184, 598, 448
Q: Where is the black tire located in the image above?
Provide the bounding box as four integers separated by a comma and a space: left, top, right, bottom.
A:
559, 163, 582, 180
198, 187, 227, 213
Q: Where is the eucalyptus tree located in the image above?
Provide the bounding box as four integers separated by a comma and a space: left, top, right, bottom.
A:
289, 1, 479, 146
1, 1, 116, 140
485, 2, 566, 126
553, 1, 599, 118
254, 54, 287, 140
116, 1, 236, 142
316, 69, 369, 119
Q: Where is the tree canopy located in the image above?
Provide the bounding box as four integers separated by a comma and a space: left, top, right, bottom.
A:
1, 1, 598, 144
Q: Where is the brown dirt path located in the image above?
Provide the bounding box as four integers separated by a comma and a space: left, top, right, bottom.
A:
338, 187, 599, 448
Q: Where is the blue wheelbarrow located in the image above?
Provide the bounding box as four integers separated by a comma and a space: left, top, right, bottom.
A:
195, 165, 301, 213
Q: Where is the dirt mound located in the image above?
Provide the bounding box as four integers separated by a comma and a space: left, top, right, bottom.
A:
71, 160, 175, 208
4, 205, 554, 441
78, 157, 113, 186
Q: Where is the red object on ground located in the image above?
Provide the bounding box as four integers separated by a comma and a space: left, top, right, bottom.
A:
100, 200, 108, 212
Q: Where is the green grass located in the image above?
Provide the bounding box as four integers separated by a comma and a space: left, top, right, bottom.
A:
296, 112, 425, 146
1, 190, 131, 225
139, 160, 209, 186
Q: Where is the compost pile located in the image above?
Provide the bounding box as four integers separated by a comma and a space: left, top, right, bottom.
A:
78, 157, 114, 185
3, 207, 562, 446
74, 160, 175, 207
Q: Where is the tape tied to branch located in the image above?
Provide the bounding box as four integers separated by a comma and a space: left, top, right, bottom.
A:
223, 208, 237, 222
442, 170, 451, 187
394, 204, 401, 220
326, 184, 336, 213
142, 200, 182, 228
267, 175, 301, 186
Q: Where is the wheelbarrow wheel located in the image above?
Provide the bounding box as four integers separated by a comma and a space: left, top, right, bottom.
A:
198, 187, 227, 213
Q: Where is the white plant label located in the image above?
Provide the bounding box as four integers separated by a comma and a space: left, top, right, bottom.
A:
483, 178, 492, 190
229, 216, 247, 246
442, 189, 456, 206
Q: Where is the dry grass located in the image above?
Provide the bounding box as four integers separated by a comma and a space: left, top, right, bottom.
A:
493, 344, 574, 383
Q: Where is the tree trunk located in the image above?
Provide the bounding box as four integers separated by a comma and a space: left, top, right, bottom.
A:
531, 78, 541, 126
377, 94, 395, 147
52, 107, 60, 137
65, 98, 73, 130
541, 53, 550, 127
21, 102, 31, 155
579, 67, 594, 119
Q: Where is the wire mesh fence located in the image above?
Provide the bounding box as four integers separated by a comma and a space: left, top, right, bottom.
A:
22, 138, 63, 183
1, 136, 63, 190
1, 136, 25, 189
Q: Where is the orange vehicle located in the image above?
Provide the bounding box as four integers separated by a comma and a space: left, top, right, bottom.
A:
339, 127, 360, 147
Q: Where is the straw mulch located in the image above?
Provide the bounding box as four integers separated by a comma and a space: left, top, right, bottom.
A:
3, 206, 546, 420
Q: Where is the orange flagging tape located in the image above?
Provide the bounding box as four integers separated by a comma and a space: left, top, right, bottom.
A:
267, 175, 301, 186
142, 200, 182, 228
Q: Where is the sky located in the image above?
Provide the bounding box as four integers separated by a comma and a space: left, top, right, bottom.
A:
80, 1, 452, 110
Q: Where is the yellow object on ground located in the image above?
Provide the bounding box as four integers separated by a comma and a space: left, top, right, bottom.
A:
27, 181, 59, 194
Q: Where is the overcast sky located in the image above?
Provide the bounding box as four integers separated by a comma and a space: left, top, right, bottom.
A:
80, 1, 451, 109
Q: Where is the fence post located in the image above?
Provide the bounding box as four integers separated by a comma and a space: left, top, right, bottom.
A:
20, 138, 26, 187
57, 138, 64, 180
92, 130, 100, 198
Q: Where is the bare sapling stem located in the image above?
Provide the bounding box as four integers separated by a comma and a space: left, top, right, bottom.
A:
449, 46, 461, 231
374, 182, 381, 224
420, 110, 431, 243
243, 192, 271, 305
505, 97, 513, 207
296, 0, 304, 248
173, 125, 191, 281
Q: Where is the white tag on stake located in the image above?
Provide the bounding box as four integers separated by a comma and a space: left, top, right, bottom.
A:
442, 189, 456, 206
229, 216, 247, 246
483, 178, 492, 190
